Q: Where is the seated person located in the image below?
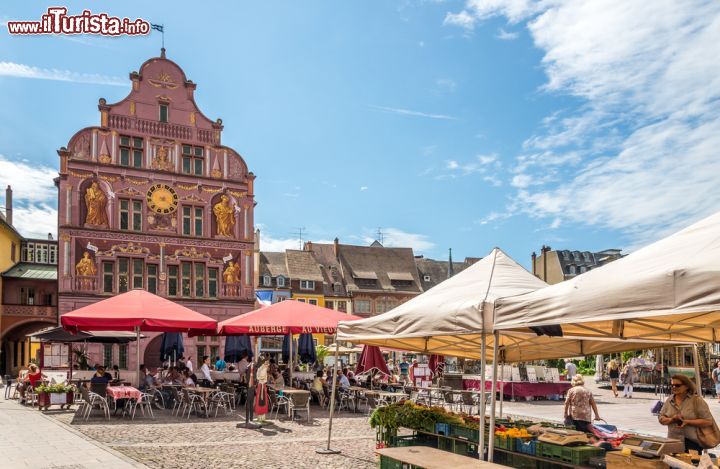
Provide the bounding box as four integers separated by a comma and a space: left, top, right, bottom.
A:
337, 369, 351, 391
312, 370, 329, 403
215, 356, 226, 372
18, 364, 46, 404
162, 367, 183, 385
271, 371, 285, 389
182, 369, 195, 387
90, 366, 112, 384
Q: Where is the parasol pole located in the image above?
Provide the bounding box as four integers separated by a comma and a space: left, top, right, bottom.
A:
135, 326, 141, 388
693, 344, 702, 395
288, 331, 293, 384
479, 332, 487, 460
660, 348, 665, 400
488, 331, 499, 461
317, 331, 341, 454
499, 359, 504, 418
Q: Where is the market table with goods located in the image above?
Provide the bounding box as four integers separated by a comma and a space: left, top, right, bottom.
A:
369, 401, 716, 468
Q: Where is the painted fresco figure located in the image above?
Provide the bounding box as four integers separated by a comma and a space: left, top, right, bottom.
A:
223, 261, 240, 284
213, 195, 235, 237
84, 182, 109, 227
75, 251, 97, 276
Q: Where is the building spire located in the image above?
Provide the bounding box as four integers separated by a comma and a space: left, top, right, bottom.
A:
160, 47, 166, 59
447, 248, 454, 279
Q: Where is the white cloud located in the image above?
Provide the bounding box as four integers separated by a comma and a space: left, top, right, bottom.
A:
511, 174, 532, 188
362, 227, 435, 253
496, 28, 519, 40
443, 10, 477, 30
370, 105, 458, 121
449, 0, 720, 244
435, 78, 457, 93
446, 160, 459, 170
0, 154, 58, 238
436, 153, 502, 180
0, 61, 126, 86
476, 211, 511, 225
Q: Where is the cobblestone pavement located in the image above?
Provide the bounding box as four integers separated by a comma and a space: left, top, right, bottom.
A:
48, 406, 377, 469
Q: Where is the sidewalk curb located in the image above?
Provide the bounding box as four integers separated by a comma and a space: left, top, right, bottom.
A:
35, 406, 149, 468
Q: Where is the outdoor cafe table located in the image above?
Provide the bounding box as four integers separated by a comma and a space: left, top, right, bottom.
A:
376, 447, 504, 469
276, 388, 311, 419
106, 385, 142, 416
375, 391, 407, 404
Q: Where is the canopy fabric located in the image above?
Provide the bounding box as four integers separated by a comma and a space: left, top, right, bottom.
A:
298, 333, 317, 364
28, 326, 141, 343
355, 345, 390, 376
217, 300, 362, 335
60, 289, 217, 334
325, 343, 364, 354
225, 335, 253, 362
336, 248, 545, 352
159, 332, 184, 362
495, 211, 720, 343
337, 248, 673, 361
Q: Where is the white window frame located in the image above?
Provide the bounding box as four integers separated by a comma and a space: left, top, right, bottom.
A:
308, 298, 318, 306
300, 280, 315, 290
423, 275, 431, 282
276, 276, 286, 287
263, 275, 271, 287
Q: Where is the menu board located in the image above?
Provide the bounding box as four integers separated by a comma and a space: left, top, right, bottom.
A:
43, 343, 69, 368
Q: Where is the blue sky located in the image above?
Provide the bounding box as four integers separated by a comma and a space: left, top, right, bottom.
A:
1, 1, 719, 269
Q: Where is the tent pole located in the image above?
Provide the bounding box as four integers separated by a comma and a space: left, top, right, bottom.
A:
317, 331, 341, 454
479, 332, 487, 460
499, 359, 504, 418
660, 348, 665, 400
135, 326, 140, 388
288, 332, 293, 384
488, 331, 499, 461
693, 344, 702, 395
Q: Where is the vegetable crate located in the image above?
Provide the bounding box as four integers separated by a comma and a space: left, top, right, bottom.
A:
394, 434, 438, 449
450, 424, 479, 441
559, 445, 604, 466
509, 453, 539, 469
435, 422, 451, 436
516, 438, 538, 456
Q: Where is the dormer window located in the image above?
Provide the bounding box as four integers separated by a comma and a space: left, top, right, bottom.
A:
159, 103, 169, 123
276, 276, 286, 288
300, 280, 315, 290
263, 275, 271, 287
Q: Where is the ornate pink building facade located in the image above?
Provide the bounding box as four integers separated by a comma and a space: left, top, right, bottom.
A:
57, 51, 255, 370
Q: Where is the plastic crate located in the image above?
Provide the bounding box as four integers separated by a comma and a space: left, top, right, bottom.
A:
435, 422, 451, 436
537, 441, 564, 460
380, 455, 404, 469
393, 434, 437, 448
560, 445, 604, 466
510, 453, 538, 469
454, 440, 479, 458
494, 435, 515, 450
516, 438, 538, 456
450, 424, 480, 441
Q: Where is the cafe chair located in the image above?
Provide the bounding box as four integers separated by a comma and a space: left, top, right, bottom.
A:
209, 390, 232, 417
132, 393, 155, 420
268, 389, 289, 419
288, 393, 311, 423
181, 388, 207, 419
79, 386, 110, 421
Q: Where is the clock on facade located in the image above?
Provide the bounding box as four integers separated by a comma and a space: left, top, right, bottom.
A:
146, 184, 179, 214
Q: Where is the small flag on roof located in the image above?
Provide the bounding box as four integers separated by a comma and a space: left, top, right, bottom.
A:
256, 291, 273, 307
151, 24, 164, 32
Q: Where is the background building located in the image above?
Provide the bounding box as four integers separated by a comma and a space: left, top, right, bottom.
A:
56, 50, 256, 370
0, 186, 58, 375
531, 246, 624, 285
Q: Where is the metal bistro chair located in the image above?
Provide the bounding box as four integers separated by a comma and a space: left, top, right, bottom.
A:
268, 389, 289, 419
181, 388, 207, 419
78, 386, 110, 421
169, 386, 183, 416
208, 389, 232, 418
131, 393, 155, 420
442, 390, 460, 412
338, 388, 355, 412
288, 392, 311, 423
4, 375, 16, 400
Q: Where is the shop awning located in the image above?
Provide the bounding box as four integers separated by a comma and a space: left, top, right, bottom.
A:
29, 326, 141, 343
218, 300, 362, 335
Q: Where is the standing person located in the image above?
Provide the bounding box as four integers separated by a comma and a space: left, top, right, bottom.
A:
255, 359, 270, 422
607, 359, 620, 398
399, 357, 410, 384
387, 359, 395, 375
199, 356, 214, 387
564, 375, 601, 433
409, 359, 418, 385
622, 361, 636, 398
565, 360, 577, 380
215, 356, 226, 372
712, 361, 720, 404
659, 374, 714, 453
185, 356, 193, 373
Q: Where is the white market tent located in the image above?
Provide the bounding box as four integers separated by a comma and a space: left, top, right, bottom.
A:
495, 211, 720, 343
337, 248, 666, 362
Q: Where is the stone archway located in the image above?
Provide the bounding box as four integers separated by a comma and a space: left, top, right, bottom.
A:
143, 335, 163, 370
0, 319, 56, 376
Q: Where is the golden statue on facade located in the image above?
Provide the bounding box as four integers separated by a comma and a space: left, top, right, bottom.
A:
152, 146, 173, 171
223, 261, 240, 284
84, 182, 109, 227
75, 251, 97, 276
213, 195, 235, 237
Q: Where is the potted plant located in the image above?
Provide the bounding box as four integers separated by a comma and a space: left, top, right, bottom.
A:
35, 383, 76, 410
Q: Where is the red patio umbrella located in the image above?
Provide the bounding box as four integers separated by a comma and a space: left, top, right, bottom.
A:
429, 354, 445, 376
217, 300, 361, 335
60, 289, 217, 385
355, 345, 390, 376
